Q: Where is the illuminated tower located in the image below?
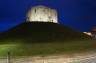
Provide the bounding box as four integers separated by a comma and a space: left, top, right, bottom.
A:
26, 5, 58, 23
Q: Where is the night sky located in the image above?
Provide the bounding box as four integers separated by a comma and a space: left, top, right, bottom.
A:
0, 0, 96, 32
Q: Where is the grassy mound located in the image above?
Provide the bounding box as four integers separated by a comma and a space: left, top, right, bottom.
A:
0, 22, 93, 56
0, 22, 91, 43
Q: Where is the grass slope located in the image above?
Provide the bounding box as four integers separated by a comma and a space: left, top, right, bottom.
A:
0, 22, 91, 43
0, 40, 96, 56
0, 22, 93, 56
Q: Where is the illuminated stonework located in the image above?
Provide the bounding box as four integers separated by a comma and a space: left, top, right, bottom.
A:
26, 5, 58, 23
83, 32, 92, 36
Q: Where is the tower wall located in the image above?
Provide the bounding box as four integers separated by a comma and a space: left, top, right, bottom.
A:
26, 5, 58, 23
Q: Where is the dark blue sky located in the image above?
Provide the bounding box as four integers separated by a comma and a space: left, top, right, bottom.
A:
0, 0, 96, 32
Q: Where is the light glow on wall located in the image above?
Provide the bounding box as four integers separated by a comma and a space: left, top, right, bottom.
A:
26, 5, 58, 23
83, 32, 92, 36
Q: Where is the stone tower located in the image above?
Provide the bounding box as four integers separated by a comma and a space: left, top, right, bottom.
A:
26, 5, 58, 23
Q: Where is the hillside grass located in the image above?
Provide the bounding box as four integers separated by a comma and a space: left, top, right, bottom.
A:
0, 40, 96, 56
0, 22, 91, 42
0, 22, 93, 56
